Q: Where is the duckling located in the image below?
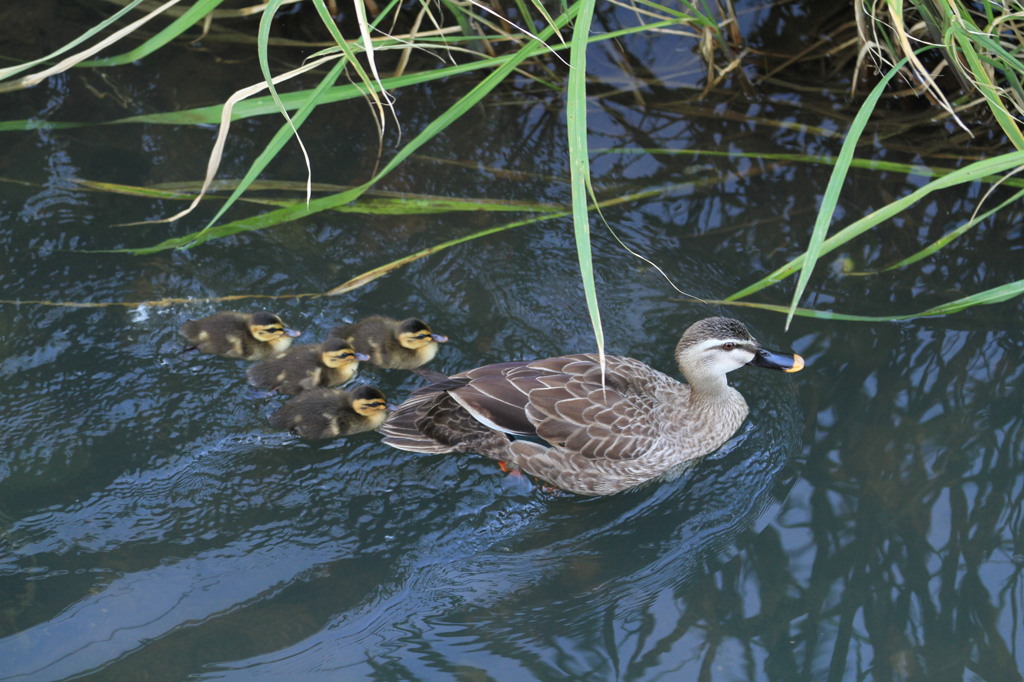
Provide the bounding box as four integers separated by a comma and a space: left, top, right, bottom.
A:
269, 385, 391, 439
246, 338, 370, 395
179, 311, 301, 361
328, 316, 448, 369
379, 317, 804, 496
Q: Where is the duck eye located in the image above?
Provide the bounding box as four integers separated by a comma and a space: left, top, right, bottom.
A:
722, 342, 736, 351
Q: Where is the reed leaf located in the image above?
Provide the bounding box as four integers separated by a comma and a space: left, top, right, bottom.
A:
567, 0, 604, 361
599, 147, 1024, 189
0, 0, 149, 81
325, 211, 571, 295
868, 187, 1024, 272
0, 12, 692, 132
0, 58, 495, 131
256, 0, 313, 208
948, 24, 1024, 150
113, 3, 580, 253
782, 52, 909, 330
80, 0, 226, 67
0, 0, 185, 93
74, 179, 558, 214
323, 184, 677, 295
714, 279, 1024, 321
728, 149, 1024, 302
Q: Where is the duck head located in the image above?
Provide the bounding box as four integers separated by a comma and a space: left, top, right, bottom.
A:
320, 337, 370, 368
675, 317, 803, 394
248, 312, 301, 342
350, 385, 392, 417
397, 318, 448, 349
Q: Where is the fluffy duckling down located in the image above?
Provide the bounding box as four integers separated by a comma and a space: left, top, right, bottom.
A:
179, 311, 300, 361
328, 316, 447, 369
269, 386, 391, 439
247, 338, 369, 395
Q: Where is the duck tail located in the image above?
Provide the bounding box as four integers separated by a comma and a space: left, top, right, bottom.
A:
410, 367, 449, 383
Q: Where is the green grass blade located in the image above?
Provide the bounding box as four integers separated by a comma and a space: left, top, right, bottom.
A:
307, 0, 390, 131
0, 0, 149, 81
727, 150, 1024, 301
949, 26, 1024, 150
256, 0, 309, 189
567, 0, 603, 360
79, 0, 225, 67
715, 279, 1024, 321
0, 58, 499, 131
325, 210, 572, 295
599, 147, 1024, 189
0, 13, 694, 131
0, 0, 186, 93
196, 60, 346, 225
320, 181, 681, 297
918, 280, 1024, 315
782, 52, 910, 330
76, 177, 561, 213
874, 187, 1024, 272
117, 2, 580, 253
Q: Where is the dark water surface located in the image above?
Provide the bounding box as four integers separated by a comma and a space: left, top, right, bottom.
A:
1, 2, 1022, 681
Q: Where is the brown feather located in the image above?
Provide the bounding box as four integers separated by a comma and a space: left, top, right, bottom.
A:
378, 318, 802, 495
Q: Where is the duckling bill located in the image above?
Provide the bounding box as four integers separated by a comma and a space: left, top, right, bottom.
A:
179, 311, 300, 361
269, 386, 391, 439
378, 317, 804, 496
247, 338, 369, 395
328, 316, 448, 369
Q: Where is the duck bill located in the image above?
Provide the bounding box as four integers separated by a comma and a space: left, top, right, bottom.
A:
355, 352, 371, 362
748, 348, 804, 373
431, 333, 449, 343
283, 327, 302, 338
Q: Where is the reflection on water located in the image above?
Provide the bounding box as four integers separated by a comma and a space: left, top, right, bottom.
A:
1, 3, 1022, 681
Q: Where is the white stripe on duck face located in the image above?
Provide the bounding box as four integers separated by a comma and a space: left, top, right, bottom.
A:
689, 337, 758, 355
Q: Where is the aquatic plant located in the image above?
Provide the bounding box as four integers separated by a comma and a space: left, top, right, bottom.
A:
0, 0, 1021, 330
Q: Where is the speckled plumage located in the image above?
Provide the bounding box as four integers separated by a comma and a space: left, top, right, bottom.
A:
269, 386, 390, 439
328, 316, 447, 369
379, 317, 803, 495
246, 338, 367, 395
179, 311, 300, 361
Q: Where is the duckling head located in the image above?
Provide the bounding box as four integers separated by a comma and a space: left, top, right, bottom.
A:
350, 385, 391, 418
320, 338, 370, 368
675, 317, 803, 395
396, 318, 448, 350
248, 312, 302, 342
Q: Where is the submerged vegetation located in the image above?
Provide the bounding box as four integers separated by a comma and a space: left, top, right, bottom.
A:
0, 0, 1022, 329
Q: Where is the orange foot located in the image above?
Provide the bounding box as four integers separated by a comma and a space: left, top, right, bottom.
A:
498, 460, 521, 475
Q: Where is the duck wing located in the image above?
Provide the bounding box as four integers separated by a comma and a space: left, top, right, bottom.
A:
450, 354, 669, 461
379, 374, 513, 454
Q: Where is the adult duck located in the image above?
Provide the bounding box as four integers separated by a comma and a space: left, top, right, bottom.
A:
378, 317, 803, 495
